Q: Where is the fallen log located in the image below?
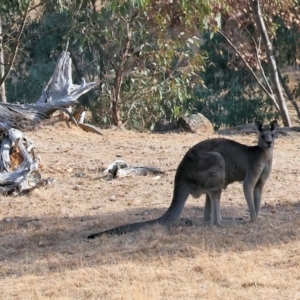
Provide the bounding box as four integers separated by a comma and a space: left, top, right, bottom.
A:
0, 51, 98, 129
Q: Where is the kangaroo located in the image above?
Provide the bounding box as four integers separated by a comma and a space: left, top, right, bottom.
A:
87, 120, 277, 239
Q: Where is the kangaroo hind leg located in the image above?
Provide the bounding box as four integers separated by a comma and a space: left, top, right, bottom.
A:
253, 179, 266, 218
205, 190, 222, 226
204, 194, 211, 223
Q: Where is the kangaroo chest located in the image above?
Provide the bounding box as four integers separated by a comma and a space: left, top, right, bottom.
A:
259, 158, 272, 181
225, 155, 272, 186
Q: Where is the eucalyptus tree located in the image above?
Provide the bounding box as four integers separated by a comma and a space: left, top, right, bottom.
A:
210, 0, 300, 126
119, 0, 299, 127
2, 0, 221, 128
66, 0, 220, 128
185, 32, 279, 129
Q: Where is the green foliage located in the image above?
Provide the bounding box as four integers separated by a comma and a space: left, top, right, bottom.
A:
90, 65, 196, 129
188, 87, 279, 129
65, 1, 206, 128
271, 17, 300, 106
1, 0, 288, 129
185, 33, 279, 129
6, 10, 71, 103
273, 17, 299, 67
0, 0, 31, 14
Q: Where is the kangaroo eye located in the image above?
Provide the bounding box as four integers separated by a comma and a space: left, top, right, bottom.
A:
261, 134, 265, 139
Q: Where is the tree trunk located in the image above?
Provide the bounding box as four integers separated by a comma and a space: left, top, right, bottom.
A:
111, 23, 131, 128
0, 16, 7, 103
112, 67, 124, 127
250, 0, 291, 127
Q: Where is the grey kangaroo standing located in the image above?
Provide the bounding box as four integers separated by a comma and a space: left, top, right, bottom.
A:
88, 120, 277, 239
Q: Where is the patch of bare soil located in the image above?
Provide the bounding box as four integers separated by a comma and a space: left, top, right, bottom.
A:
1, 119, 300, 299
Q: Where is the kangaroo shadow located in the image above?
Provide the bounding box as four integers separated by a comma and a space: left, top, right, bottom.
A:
1, 201, 300, 278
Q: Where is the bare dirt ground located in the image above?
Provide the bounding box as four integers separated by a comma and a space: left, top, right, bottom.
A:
1, 119, 300, 299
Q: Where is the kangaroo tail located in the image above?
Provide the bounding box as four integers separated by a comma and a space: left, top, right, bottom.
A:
87, 178, 190, 239
87, 219, 161, 239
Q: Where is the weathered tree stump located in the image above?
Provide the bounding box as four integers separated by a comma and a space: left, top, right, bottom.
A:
0, 122, 54, 194
0, 51, 99, 194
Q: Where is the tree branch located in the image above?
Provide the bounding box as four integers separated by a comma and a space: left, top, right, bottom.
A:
216, 28, 280, 111
0, 1, 30, 87
233, 14, 273, 95
250, 0, 291, 126
0, 2, 43, 38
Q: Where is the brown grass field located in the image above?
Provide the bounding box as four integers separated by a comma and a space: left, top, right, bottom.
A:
1, 119, 300, 299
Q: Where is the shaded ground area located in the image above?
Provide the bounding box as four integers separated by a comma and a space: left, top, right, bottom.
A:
1, 119, 300, 299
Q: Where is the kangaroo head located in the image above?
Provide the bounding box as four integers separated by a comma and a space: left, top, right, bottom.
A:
255, 120, 277, 149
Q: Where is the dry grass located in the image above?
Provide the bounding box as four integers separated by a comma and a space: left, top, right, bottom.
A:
1, 119, 300, 299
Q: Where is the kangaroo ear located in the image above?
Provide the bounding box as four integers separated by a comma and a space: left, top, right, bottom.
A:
269, 120, 278, 131
255, 120, 263, 132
